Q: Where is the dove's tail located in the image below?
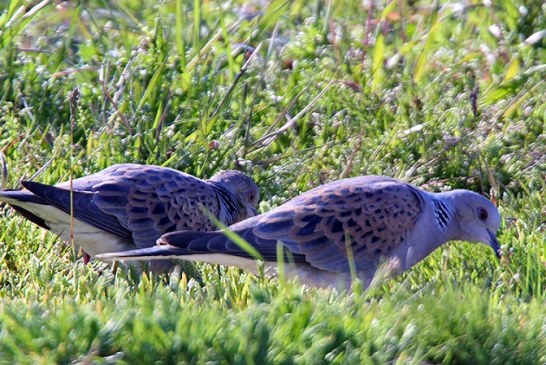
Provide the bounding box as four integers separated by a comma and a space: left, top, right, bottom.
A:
97, 227, 307, 272
97, 229, 262, 261
97, 245, 192, 261
0, 189, 51, 229
96, 230, 269, 274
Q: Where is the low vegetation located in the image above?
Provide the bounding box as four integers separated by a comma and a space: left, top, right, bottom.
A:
0, 0, 544, 363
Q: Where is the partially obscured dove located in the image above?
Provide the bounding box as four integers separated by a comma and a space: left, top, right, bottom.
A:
97, 175, 500, 287
0, 164, 260, 271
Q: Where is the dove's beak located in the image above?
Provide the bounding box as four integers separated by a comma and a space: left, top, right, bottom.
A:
488, 230, 501, 259
248, 206, 258, 217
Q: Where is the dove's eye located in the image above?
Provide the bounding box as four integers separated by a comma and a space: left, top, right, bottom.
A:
248, 192, 255, 203
478, 208, 488, 221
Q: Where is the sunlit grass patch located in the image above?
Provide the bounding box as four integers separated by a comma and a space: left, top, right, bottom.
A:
0, 0, 544, 363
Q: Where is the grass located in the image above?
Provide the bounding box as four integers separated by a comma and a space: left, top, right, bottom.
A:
0, 0, 545, 363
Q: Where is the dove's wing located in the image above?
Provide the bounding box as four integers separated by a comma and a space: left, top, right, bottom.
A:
20, 164, 222, 248
251, 176, 423, 272
91, 165, 221, 247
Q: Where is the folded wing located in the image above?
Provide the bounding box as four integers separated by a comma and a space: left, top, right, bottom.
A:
14, 164, 223, 248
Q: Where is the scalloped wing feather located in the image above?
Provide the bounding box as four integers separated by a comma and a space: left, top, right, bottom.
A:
91, 164, 221, 248
253, 177, 423, 272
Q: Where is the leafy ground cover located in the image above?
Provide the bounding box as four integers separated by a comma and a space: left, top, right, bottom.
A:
0, 0, 544, 363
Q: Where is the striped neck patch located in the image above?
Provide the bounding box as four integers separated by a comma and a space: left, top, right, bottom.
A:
432, 198, 450, 230
210, 183, 242, 225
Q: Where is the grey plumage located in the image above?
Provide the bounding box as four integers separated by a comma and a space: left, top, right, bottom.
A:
97, 175, 501, 287
0, 164, 260, 269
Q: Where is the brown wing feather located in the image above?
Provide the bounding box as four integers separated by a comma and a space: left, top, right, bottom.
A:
93, 164, 221, 247
255, 178, 423, 272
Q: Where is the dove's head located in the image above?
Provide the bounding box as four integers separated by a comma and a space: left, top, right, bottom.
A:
209, 170, 260, 221
447, 190, 501, 257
